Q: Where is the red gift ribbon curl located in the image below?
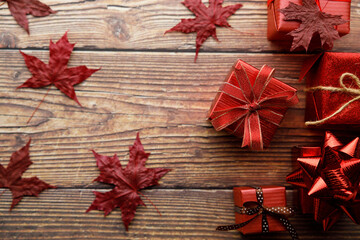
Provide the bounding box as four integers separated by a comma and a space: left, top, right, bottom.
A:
210, 64, 297, 150
287, 131, 360, 230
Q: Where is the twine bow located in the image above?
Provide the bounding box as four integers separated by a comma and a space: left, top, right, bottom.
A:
209, 64, 297, 150
217, 187, 298, 240
305, 73, 360, 126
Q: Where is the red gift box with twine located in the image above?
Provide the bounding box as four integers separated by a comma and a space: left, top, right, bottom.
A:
267, 0, 351, 41
208, 59, 298, 150
300, 52, 360, 129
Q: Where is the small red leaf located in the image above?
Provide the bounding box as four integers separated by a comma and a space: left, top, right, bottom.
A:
165, 0, 242, 62
280, 0, 347, 51
0, 139, 56, 210
2, 0, 56, 34
87, 133, 171, 231
17, 32, 100, 122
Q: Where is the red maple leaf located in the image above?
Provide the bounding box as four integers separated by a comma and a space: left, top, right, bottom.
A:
87, 133, 171, 230
280, 0, 347, 51
17, 32, 100, 123
165, 0, 242, 62
0, 139, 55, 210
0, 0, 56, 34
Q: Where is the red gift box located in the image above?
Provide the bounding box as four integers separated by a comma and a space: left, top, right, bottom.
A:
287, 132, 360, 230
267, 0, 351, 41
217, 186, 297, 239
234, 186, 288, 235
299, 52, 360, 129
208, 59, 298, 150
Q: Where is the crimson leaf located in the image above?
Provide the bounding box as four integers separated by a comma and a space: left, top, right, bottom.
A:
17, 32, 100, 123
165, 0, 242, 62
0, 139, 55, 210
280, 0, 347, 51
87, 133, 171, 230
1, 0, 56, 34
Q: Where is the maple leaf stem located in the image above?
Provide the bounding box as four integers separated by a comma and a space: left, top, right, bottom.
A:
137, 191, 162, 217
27, 86, 52, 124
227, 27, 254, 36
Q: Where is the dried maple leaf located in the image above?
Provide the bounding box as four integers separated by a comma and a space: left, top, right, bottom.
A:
280, 0, 347, 51
165, 0, 242, 62
1, 0, 56, 34
17, 32, 100, 123
87, 133, 171, 230
0, 139, 55, 210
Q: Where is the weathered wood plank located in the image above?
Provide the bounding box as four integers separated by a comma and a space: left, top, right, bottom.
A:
0, 0, 359, 55
0, 50, 353, 188
0, 189, 359, 239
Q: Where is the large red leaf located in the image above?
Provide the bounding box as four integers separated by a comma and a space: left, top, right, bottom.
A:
165, 0, 242, 62
1, 0, 56, 34
280, 0, 347, 51
87, 133, 171, 230
17, 32, 100, 123
0, 139, 55, 210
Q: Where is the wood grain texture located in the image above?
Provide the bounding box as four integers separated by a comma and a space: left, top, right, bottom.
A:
0, 189, 359, 239
0, 0, 359, 55
0, 50, 317, 188
1, 0, 360, 238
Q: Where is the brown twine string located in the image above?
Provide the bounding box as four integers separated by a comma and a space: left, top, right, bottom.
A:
305, 73, 360, 126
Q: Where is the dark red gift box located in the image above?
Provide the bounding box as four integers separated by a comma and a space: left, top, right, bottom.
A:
300, 52, 360, 129
234, 186, 288, 235
208, 59, 298, 150
267, 0, 351, 41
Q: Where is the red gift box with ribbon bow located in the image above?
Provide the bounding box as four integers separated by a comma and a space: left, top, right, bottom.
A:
216, 186, 298, 239
267, 0, 351, 41
234, 186, 288, 235
208, 59, 298, 150
287, 131, 360, 230
300, 52, 360, 129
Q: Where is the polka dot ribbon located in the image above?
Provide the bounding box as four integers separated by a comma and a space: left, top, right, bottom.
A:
216, 187, 298, 240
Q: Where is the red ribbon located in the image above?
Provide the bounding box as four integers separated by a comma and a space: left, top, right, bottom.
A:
287, 131, 360, 230
209, 64, 297, 150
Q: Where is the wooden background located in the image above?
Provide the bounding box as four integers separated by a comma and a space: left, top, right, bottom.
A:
0, 0, 360, 239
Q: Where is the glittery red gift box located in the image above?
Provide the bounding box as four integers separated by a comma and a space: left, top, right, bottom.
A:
267, 0, 351, 41
300, 52, 360, 129
234, 186, 287, 235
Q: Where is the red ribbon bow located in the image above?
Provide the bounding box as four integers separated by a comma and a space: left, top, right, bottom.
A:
287, 131, 360, 230
209, 64, 297, 150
